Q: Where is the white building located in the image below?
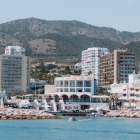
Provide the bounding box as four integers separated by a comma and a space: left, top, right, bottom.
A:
5, 46, 25, 55
0, 46, 30, 95
109, 72, 140, 107
45, 74, 109, 111
74, 63, 82, 68
81, 47, 108, 85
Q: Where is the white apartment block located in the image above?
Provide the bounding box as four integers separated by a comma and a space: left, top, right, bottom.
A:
0, 46, 30, 95
81, 47, 108, 85
5, 46, 25, 55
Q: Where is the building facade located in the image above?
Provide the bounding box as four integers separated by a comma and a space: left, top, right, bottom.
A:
108, 73, 140, 107
0, 46, 30, 95
81, 47, 108, 85
100, 49, 138, 86
44, 75, 110, 111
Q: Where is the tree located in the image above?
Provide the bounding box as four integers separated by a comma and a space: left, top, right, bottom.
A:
39, 62, 45, 73
33, 72, 43, 80
88, 71, 92, 75
64, 66, 71, 74
96, 86, 103, 95
12, 90, 26, 96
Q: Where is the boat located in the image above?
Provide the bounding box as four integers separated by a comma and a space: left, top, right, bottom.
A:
87, 112, 104, 117
69, 116, 77, 121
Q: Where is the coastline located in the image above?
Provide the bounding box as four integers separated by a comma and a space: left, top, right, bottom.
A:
0, 108, 61, 120
106, 109, 140, 118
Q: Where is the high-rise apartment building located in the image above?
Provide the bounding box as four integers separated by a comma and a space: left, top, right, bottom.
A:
82, 47, 108, 85
100, 49, 138, 86
0, 46, 30, 95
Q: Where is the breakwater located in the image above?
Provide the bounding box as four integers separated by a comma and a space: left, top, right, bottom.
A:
106, 109, 140, 118
0, 108, 61, 119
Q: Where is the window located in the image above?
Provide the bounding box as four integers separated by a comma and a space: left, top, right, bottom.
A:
60, 81, 63, 87
56, 81, 59, 87
77, 80, 83, 87
84, 88, 91, 92
70, 88, 75, 92
60, 88, 63, 92
64, 81, 68, 87
64, 88, 68, 92
77, 88, 83, 92
84, 80, 91, 87
70, 80, 75, 87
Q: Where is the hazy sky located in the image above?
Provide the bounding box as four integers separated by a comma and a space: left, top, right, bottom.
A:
0, 0, 139, 32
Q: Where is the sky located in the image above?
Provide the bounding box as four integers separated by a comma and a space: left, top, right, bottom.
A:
0, 0, 139, 32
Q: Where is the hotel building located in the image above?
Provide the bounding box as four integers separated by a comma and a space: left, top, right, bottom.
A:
81, 47, 108, 85
0, 46, 30, 95
45, 75, 109, 111
100, 49, 138, 86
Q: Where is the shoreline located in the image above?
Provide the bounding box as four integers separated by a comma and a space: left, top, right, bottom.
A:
106, 109, 140, 118
0, 108, 61, 120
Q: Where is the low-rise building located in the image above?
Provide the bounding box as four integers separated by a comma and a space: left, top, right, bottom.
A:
45, 74, 109, 111
108, 72, 140, 107
30, 78, 47, 90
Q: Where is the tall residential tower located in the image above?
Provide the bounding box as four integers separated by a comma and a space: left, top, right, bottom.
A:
81, 47, 108, 85
0, 46, 30, 95
100, 49, 138, 86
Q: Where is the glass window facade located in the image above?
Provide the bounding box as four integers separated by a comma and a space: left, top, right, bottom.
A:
70, 81, 75, 87
77, 80, 83, 87
84, 88, 91, 92
64, 88, 68, 92
60, 81, 63, 87
77, 88, 83, 92
84, 80, 91, 87
60, 88, 63, 92
56, 81, 59, 87
70, 88, 75, 92
64, 81, 68, 87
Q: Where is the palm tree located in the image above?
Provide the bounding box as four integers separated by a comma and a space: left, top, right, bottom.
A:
114, 93, 119, 110
107, 101, 112, 110
88, 71, 92, 75
110, 93, 115, 110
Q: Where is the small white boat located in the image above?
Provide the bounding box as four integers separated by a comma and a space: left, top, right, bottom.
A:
87, 112, 104, 117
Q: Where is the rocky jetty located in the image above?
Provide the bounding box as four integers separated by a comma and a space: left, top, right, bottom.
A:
106, 109, 140, 118
0, 108, 61, 120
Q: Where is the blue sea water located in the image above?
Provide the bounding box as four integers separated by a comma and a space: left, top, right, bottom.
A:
0, 116, 140, 140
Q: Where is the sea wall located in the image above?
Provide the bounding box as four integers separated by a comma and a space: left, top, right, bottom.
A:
106, 109, 140, 118
0, 108, 61, 120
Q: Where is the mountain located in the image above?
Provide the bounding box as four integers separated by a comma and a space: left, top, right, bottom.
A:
117, 40, 140, 55
22, 33, 120, 60
0, 17, 140, 44
0, 17, 140, 61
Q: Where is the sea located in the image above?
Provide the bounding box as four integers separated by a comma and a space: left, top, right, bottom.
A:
0, 116, 140, 140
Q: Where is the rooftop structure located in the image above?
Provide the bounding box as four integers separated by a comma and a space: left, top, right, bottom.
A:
5, 46, 25, 55
81, 47, 108, 85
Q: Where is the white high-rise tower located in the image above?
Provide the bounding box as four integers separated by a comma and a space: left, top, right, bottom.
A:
81, 47, 108, 85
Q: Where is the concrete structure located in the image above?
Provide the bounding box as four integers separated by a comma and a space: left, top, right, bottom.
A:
0, 46, 30, 95
45, 75, 109, 111
0, 91, 7, 108
74, 62, 82, 68
109, 72, 140, 106
30, 78, 47, 90
100, 49, 138, 86
82, 47, 108, 85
